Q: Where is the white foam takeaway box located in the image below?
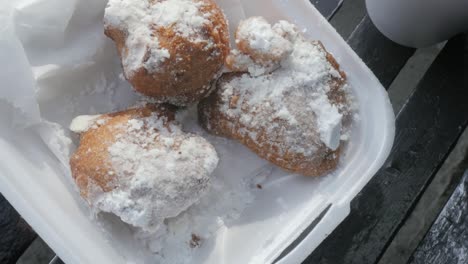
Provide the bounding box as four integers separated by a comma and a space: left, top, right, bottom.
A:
0, 0, 394, 263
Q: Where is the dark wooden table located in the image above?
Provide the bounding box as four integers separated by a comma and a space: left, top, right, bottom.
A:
1, 1, 467, 263
409, 170, 468, 264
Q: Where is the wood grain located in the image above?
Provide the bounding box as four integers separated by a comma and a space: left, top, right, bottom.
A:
409, 171, 468, 264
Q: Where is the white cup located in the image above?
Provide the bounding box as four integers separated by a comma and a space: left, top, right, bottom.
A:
366, 0, 468, 48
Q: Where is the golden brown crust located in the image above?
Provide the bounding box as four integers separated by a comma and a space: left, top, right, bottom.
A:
69, 104, 176, 198
199, 44, 349, 177
104, 0, 230, 105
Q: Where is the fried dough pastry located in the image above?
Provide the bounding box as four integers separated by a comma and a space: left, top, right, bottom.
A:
104, 0, 230, 106
199, 18, 353, 176
69, 104, 219, 232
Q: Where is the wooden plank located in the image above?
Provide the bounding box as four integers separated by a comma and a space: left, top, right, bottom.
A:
0, 194, 36, 264
408, 170, 468, 264
378, 129, 468, 264
304, 34, 468, 264
347, 15, 416, 88
329, 0, 367, 38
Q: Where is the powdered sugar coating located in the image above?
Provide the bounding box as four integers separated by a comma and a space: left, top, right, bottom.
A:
236, 17, 293, 65
224, 20, 348, 152
104, 0, 212, 77
104, 0, 230, 106
70, 106, 219, 233
200, 18, 353, 176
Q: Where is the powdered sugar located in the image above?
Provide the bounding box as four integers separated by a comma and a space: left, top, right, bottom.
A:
309, 94, 342, 150
77, 107, 259, 263
140, 169, 255, 263
226, 49, 278, 77
104, 0, 211, 77
150, 0, 209, 36
237, 17, 292, 63
86, 112, 219, 233
69, 114, 103, 133
219, 19, 351, 153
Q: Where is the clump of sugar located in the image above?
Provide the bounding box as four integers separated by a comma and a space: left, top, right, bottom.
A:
236, 17, 293, 63
69, 115, 107, 133
87, 113, 219, 233
220, 19, 352, 154
104, 0, 212, 77
69, 115, 100, 133
309, 94, 342, 150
